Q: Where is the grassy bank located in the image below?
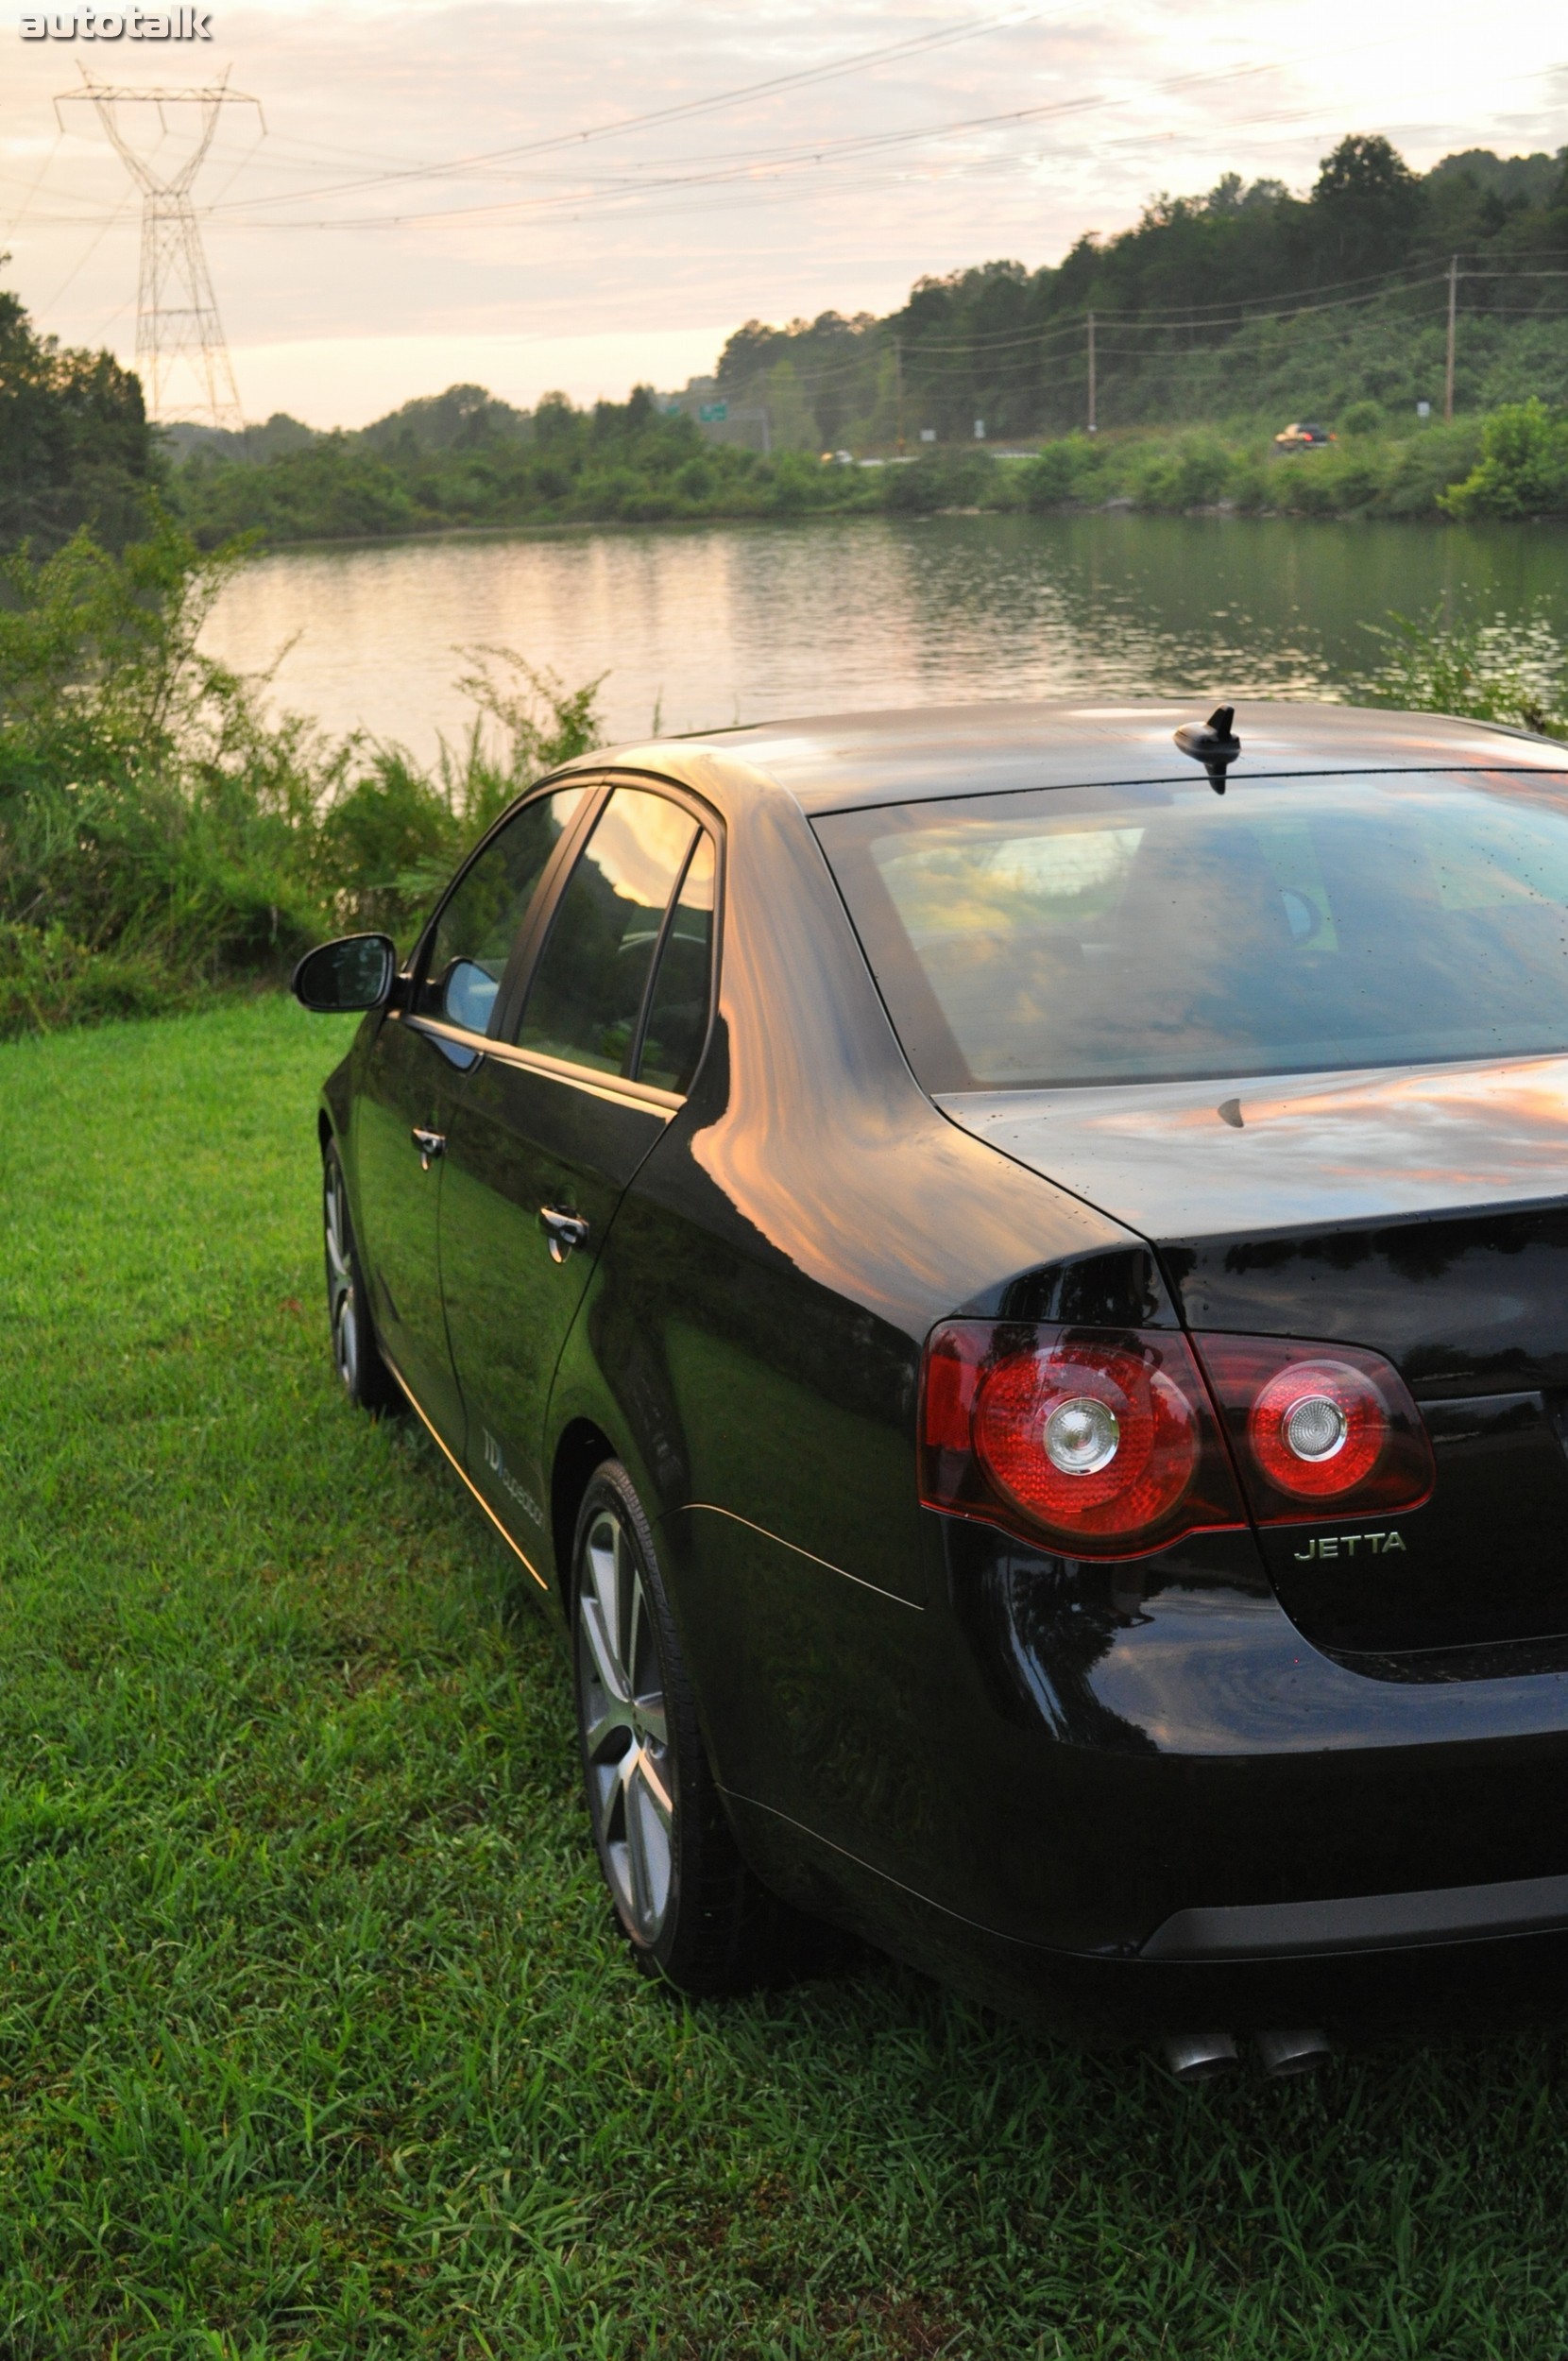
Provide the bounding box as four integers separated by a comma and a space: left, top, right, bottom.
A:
8, 991, 1568, 2356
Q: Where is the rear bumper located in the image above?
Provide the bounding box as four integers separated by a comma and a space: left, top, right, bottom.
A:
726, 1783, 1568, 2035
669, 1505, 1568, 2026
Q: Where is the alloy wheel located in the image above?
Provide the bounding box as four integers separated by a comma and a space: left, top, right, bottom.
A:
575, 1505, 674, 1943
324, 1160, 361, 1397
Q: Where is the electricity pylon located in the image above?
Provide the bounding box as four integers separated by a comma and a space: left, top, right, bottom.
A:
58, 69, 264, 430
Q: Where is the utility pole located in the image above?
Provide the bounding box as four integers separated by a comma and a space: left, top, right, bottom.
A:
1444, 255, 1458, 424
59, 69, 264, 431
894, 335, 905, 453
1086, 310, 1097, 435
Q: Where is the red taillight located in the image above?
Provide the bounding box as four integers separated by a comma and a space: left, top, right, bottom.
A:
920, 1323, 1246, 1558
1194, 1336, 1434, 1522
920, 1323, 1435, 1555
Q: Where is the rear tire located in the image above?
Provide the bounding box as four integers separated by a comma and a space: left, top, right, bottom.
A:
322, 1141, 401, 1415
571, 1461, 846, 1996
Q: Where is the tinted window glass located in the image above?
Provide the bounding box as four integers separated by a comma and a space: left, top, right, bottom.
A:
418, 786, 585, 1034
817, 768, 1568, 1089
637, 834, 715, 1091
515, 788, 696, 1074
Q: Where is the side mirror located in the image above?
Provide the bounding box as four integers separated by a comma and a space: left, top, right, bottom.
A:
292, 932, 398, 1013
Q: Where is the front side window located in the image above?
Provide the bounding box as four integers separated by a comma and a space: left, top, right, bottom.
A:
817, 767, 1568, 1090
417, 786, 586, 1035
514, 787, 707, 1080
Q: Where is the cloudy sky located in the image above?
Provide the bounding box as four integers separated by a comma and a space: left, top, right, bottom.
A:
2, 0, 1563, 426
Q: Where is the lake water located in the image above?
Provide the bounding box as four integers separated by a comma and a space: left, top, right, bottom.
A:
200, 512, 1568, 759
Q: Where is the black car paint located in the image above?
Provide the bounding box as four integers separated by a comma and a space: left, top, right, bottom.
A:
316, 704, 1568, 2032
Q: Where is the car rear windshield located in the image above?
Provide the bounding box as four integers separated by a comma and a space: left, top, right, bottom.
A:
814, 767, 1568, 1090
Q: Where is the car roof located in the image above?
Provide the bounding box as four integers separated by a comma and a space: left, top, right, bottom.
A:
567, 699, 1568, 818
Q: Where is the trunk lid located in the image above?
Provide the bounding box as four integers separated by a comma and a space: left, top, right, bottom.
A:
940, 1055, 1568, 1657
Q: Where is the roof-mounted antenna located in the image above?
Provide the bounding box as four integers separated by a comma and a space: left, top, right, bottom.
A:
1175, 705, 1241, 795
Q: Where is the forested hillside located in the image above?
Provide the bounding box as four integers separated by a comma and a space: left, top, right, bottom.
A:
715, 135, 1568, 444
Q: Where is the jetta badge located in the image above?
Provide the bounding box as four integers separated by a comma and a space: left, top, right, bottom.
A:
1293, 1531, 1407, 1561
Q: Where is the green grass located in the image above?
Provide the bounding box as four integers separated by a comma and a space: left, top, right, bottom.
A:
8, 995, 1568, 2357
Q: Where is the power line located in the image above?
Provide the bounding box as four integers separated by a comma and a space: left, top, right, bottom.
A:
202, 6, 1055, 215
199, 57, 1289, 232
181, 41, 1547, 235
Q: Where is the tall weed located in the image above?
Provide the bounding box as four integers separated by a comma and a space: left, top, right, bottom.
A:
1360, 606, 1568, 737
0, 518, 605, 1036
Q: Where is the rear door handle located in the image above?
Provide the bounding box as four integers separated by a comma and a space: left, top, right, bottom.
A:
539, 1205, 590, 1263
412, 1126, 446, 1171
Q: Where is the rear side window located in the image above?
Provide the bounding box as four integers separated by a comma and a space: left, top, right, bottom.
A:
817, 767, 1568, 1090
418, 786, 586, 1034
513, 787, 700, 1078
639, 834, 716, 1092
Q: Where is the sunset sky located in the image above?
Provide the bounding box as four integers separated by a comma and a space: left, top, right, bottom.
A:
3, 0, 1564, 426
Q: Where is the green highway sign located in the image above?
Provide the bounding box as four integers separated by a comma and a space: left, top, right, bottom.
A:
698, 402, 728, 423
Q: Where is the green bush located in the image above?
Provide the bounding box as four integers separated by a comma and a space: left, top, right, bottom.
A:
1019, 437, 1101, 509
1127, 432, 1236, 510
0, 520, 605, 1037
1340, 399, 1384, 436
1440, 399, 1568, 519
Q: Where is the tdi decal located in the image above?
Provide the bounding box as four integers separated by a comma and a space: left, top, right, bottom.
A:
483, 1429, 545, 1528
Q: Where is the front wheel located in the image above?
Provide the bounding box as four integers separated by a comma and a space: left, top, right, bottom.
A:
322, 1142, 401, 1414
571, 1462, 845, 1996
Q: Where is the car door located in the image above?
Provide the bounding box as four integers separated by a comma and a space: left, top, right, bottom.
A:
439, 783, 718, 1544
349, 783, 591, 1446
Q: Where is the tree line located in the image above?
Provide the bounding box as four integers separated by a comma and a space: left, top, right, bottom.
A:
714, 136, 1568, 446
0, 261, 158, 555
2, 133, 1567, 561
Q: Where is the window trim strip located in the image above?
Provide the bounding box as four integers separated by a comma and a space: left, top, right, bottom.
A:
400, 1011, 683, 1113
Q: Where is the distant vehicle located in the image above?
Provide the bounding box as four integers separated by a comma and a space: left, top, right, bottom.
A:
820, 449, 855, 467
1273, 421, 1337, 452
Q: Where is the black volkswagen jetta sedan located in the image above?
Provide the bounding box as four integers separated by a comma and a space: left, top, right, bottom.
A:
296, 699, 1568, 2068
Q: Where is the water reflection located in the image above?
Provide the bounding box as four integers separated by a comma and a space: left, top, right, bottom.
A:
198, 511, 1568, 760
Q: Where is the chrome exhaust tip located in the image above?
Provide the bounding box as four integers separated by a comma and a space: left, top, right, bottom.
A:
1254, 2027, 1332, 2078
1160, 2031, 1240, 2083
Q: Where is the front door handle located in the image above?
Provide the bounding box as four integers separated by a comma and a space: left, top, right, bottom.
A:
412, 1125, 446, 1172
539, 1205, 590, 1263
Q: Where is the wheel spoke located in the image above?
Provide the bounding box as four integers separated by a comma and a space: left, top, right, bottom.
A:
625, 1567, 667, 1743
579, 1594, 630, 1718
582, 1687, 634, 1764
635, 1695, 669, 1748
624, 1751, 673, 1934
636, 1748, 673, 1828
623, 1790, 653, 1929
591, 1517, 626, 1671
